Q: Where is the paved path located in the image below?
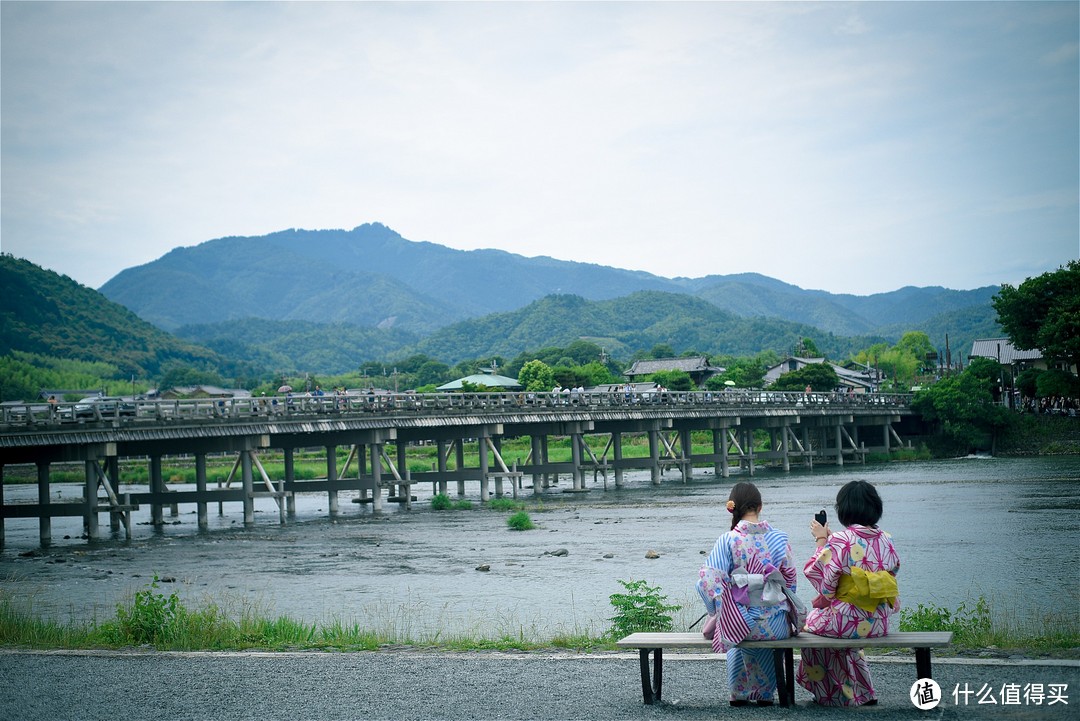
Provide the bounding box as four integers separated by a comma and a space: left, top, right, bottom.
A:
1, 649, 1076, 720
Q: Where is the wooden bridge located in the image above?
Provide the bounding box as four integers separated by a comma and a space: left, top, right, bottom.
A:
0, 390, 916, 547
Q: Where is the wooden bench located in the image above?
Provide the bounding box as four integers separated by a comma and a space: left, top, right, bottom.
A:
615, 631, 953, 707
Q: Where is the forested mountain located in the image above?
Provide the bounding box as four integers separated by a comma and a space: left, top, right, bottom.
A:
0, 254, 220, 377
174, 318, 418, 376
98, 223, 999, 342
4, 222, 1003, 383
408, 291, 884, 365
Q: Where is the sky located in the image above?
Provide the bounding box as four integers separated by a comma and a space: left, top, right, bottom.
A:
2, 1, 1077, 296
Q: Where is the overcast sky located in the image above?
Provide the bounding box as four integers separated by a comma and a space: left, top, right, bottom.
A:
2, 1, 1077, 296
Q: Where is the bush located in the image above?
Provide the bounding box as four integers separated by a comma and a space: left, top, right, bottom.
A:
488, 498, 525, 512
608, 578, 680, 638
899, 597, 992, 646
430, 493, 452, 510
453, 499, 473, 510
108, 576, 183, 645
507, 511, 535, 531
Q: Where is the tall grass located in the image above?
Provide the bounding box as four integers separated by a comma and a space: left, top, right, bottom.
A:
2, 585, 1076, 655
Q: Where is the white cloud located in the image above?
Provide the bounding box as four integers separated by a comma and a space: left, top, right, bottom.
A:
1, 1, 1076, 295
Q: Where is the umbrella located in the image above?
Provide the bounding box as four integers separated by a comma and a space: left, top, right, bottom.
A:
724, 380, 736, 387
277, 385, 293, 393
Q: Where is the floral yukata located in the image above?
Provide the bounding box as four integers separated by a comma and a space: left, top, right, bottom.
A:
696, 520, 797, 704
796, 524, 901, 707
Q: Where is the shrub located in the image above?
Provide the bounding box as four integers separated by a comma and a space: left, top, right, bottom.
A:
608, 578, 680, 638
109, 576, 183, 645
430, 493, 452, 511
453, 499, 473, 510
900, 597, 992, 646
507, 511, 535, 531
488, 498, 525, 512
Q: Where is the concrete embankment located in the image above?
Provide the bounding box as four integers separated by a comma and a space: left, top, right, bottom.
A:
2, 648, 1077, 720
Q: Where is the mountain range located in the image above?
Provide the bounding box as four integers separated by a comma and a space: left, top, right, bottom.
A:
100, 222, 1000, 339
4, 223, 1003, 377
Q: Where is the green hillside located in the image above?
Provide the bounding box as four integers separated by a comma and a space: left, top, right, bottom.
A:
0, 254, 221, 377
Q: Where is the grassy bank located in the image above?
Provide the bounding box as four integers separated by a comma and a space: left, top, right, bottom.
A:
2, 582, 1076, 658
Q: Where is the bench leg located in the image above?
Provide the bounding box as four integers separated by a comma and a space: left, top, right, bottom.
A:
915, 647, 932, 680
638, 648, 663, 704
773, 649, 788, 706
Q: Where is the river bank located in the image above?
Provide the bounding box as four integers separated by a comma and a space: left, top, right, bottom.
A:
2, 457, 1077, 655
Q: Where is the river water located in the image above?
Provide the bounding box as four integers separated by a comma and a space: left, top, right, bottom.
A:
1, 456, 1077, 639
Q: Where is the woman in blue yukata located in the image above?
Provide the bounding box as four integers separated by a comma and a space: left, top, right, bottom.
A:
697, 482, 798, 706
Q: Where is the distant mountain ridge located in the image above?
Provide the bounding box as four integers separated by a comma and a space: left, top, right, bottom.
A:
100, 223, 1000, 344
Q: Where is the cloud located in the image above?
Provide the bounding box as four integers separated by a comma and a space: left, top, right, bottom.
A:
1, 1, 1076, 296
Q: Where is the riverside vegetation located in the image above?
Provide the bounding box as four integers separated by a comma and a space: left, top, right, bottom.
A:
2, 577, 1076, 657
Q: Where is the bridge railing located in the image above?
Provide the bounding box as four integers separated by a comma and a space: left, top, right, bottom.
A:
1, 390, 914, 429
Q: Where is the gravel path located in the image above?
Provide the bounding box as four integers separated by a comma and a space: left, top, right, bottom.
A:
1, 649, 1076, 720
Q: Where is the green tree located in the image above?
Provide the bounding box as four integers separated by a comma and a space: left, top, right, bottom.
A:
895, 331, 936, 364
992, 261, 1080, 373
912, 357, 1013, 452
772, 363, 839, 392
647, 370, 694, 391
797, 338, 821, 358
1036, 369, 1080, 399
649, 344, 675, 359
517, 360, 556, 392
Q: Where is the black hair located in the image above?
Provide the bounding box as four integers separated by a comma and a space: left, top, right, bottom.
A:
835, 480, 883, 527
728, 482, 762, 530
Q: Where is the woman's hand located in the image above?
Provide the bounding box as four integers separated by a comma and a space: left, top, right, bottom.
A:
810, 519, 830, 544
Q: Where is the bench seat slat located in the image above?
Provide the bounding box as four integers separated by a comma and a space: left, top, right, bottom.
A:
616, 631, 953, 650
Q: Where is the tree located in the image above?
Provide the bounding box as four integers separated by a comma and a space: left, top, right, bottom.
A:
772, 363, 838, 392
797, 338, 821, 358
912, 357, 1012, 453
517, 360, 556, 392
647, 370, 694, 391
992, 261, 1080, 374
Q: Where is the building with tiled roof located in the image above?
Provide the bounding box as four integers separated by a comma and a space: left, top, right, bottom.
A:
624, 356, 723, 387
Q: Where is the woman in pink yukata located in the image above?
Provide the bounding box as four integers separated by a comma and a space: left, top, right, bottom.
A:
696, 482, 798, 707
797, 480, 900, 707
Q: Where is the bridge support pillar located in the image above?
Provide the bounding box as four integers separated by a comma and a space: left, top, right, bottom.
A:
456, 442, 466, 497
242, 449, 255, 524
743, 429, 755, 476
326, 445, 338, 516
493, 438, 504, 497
781, 425, 791, 473
36, 461, 51, 546
613, 432, 624, 488
0, 465, 5, 550
571, 432, 584, 491
479, 436, 491, 502
107, 456, 121, 532
437, 440, 449, 496
150, 455, 164, 526
284, 447, 297, 515
531, 435, 544, 494
836, 425, 844, 467
648, 430, 660, 486
372, 443, 383, 512
679, 429, 692, 482
541, 436, 552, 489
883, 423, 891, 453
84, 460, 98, 540
195, 453, 208, 529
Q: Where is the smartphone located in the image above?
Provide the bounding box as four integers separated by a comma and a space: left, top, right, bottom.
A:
814, 509, 827, 526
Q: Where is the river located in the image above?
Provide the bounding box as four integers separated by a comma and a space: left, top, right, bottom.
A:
1, 455, 1077, 639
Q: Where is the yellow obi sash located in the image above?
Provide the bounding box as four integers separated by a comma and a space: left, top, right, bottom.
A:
835, 567, 898, 613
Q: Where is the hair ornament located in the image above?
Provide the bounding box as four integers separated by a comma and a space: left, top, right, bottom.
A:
726, 500, 736, 513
